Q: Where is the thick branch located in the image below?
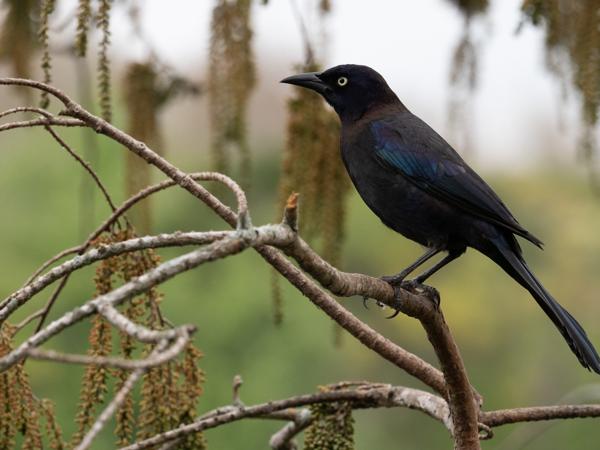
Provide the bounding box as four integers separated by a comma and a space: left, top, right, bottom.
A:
280, 235, 481, 447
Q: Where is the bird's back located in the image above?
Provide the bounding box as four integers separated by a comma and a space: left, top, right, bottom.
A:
341, 107, 543, 251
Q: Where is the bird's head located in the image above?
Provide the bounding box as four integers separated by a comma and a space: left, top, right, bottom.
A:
281, 64, 401, 122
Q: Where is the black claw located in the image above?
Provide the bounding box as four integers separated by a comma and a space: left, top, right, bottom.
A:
362, 297, 370, 309
386, 309, 400, 319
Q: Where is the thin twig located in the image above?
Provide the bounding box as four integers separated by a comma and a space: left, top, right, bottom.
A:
44, 125, 118, 212
22, 245, 81, 287
74, 341, 170, 450
0, 106, 52, 119
34, 274, 71, 333
0, 116, 86, 132
21, 172, 241, 290
1, 230, 233, 321
0, 225, 295, 371
26, 333, 190, 370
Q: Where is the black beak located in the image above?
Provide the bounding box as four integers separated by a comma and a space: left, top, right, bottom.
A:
280, 72, 328, 95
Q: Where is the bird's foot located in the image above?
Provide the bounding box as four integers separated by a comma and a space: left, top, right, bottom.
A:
380, 273, 407, 286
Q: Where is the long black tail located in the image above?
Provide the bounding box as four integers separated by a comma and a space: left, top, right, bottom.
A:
486, 240, 600, 374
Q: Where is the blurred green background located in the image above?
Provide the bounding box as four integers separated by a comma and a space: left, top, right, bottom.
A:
1, 126, 600, 449
2, 0, 600, 449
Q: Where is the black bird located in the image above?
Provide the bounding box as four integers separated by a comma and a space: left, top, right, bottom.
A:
281, 64, 600, 373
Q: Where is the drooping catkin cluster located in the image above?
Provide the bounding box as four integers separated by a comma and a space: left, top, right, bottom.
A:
75, 0, 92, 57
122, 61, 201, 233
272, 63, 349, 327
280, 76, 349, 258
37, 0, 112, 118
522, 0, 600, 163
71, 228, 206, 449
445, 0, 489, 156
208, 0, 256, 189
447, 0, 489, 17
303, 399, 354, 450
137, 342, 206, 450
123, 62, 162, 234
0, 323, 64, 449
97, 0, 112, 122
39, 0, 56, 109
0, 0, 38, 82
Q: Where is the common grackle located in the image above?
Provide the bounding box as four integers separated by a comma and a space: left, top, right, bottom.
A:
281, 64, 600, 373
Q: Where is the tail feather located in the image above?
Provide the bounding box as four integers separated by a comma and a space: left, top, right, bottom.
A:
488, 241, 600, 374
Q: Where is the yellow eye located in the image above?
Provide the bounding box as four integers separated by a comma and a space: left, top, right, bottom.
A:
337, 76, 348, 87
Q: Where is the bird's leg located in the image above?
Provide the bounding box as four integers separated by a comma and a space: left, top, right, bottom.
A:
381, 247, 440, 285
410, 248, 465, 284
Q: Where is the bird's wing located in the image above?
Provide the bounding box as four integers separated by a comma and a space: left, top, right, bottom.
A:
370, 116, 543, 248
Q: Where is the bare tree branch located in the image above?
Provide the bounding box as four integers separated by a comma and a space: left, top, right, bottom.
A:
0, 116, 86, 132
0, 230, 234, 320
0, 225, 295, 371
26, 334, 190, 370
269, 408, 311, 450
482, 404, 600, 427
119, 383, 452, 450
43, 125, 118, 212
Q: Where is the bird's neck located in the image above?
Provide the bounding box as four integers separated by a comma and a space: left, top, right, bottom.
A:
339, 100, 408, 126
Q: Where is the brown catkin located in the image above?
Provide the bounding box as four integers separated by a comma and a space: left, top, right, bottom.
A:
38, 0, 56, 108
75, 0, 92, 57
41, 399, 65, 450
0, 324, 63, 448
521, 0, 600, 171
97, 0, 112, 122
70, 228, 205, 447
0, 0, 38, 82
208, 0, 256, 189
447, 0, 489, 17
122, 62, 163, 234
277, 63, 349, 342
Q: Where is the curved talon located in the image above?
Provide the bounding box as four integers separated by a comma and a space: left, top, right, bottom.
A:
386, 309, 400, 319
362, 297, 370, 309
